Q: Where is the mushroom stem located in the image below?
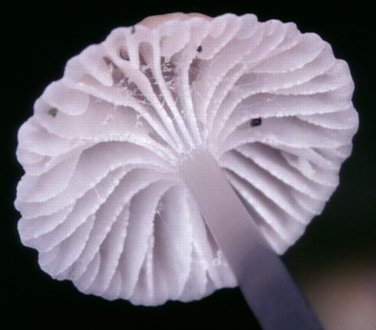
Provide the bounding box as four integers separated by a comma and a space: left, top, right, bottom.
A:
180, 149, 323, 330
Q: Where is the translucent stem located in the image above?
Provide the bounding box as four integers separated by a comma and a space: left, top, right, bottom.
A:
179, 149, 323, 330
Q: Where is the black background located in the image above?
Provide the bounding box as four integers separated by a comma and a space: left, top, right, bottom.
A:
3, 1, 375, 329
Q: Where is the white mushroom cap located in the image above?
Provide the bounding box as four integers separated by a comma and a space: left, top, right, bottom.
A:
15, 13, 358, 306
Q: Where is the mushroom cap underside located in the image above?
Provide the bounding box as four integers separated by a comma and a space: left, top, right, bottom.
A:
15, 13, 358, 305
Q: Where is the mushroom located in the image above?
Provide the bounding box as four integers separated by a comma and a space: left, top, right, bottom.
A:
15, 13, 358, 328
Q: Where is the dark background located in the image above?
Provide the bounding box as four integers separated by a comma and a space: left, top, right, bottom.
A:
3, 1, 375, 329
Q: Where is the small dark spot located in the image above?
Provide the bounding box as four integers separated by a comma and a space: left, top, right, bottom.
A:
131, 25, 136, 34
48, 108, 58, 118
103, 56, 112, 66
250, 117, 262, 127
119, 49, 129, 61
197, 45, 203, 53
